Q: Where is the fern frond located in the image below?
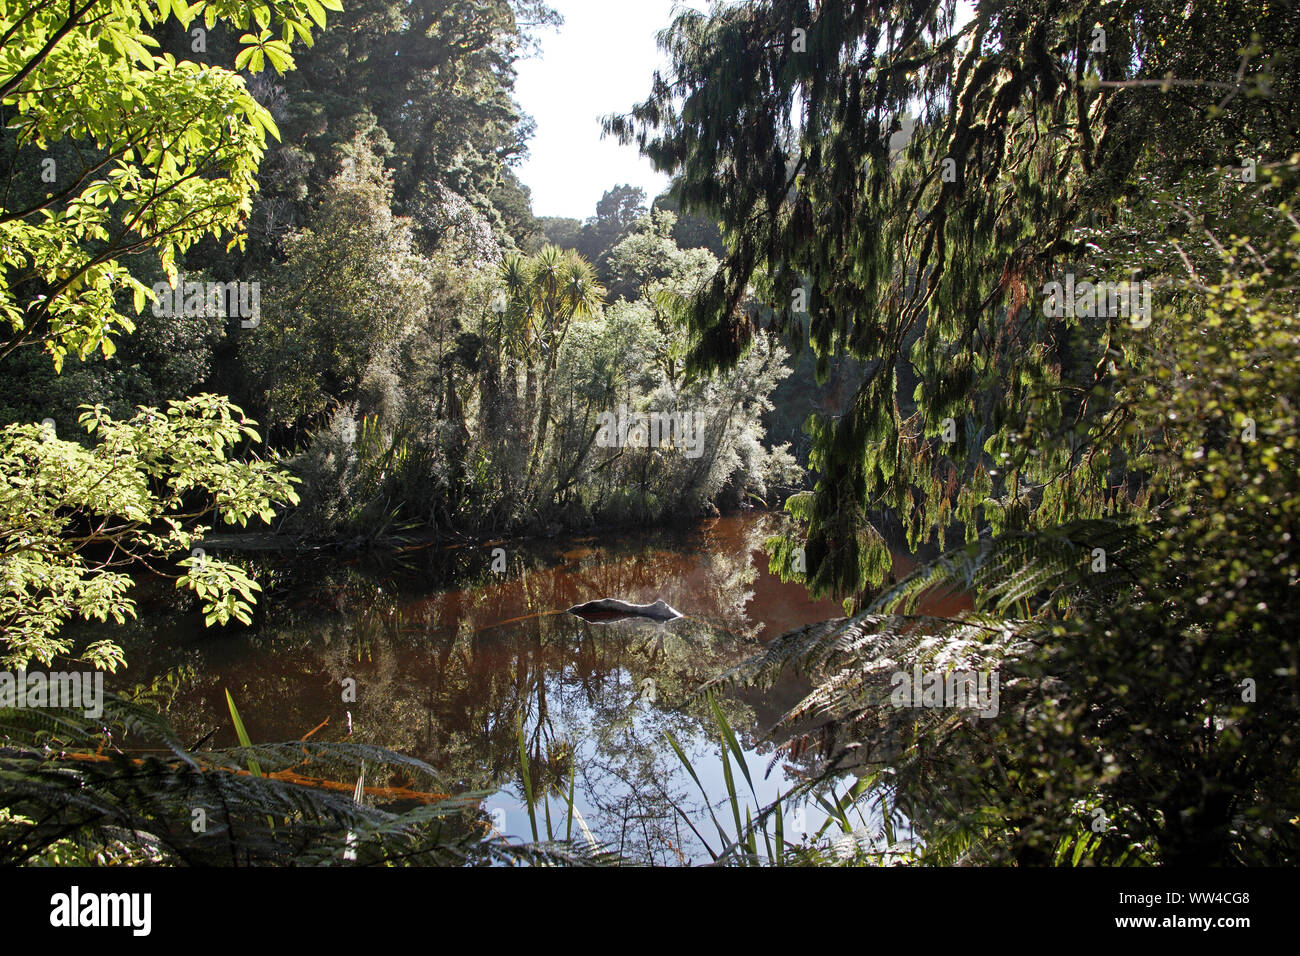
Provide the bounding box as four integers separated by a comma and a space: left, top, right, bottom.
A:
694, 519, 1151, 862
0, 694, 616, 866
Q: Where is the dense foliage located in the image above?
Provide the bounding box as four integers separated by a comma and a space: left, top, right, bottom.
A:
4, 0, 1297, 868
0, 0, 799, 671
0, 1, 332, 668
611, 0, 1300, 864
0, 0, 803, 866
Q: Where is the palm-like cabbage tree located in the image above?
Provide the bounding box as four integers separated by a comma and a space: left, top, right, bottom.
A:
498, 246, 605, 504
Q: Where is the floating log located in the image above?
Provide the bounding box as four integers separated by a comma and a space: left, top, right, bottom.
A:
566, 598, 683, 623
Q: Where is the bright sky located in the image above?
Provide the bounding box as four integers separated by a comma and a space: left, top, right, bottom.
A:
514, 0, 711, 221
514, 0, 976, 221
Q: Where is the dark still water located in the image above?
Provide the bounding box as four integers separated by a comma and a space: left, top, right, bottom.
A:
88, 511, 959, 864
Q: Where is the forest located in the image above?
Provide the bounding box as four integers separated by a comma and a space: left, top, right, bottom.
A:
0, 0, 1297, 876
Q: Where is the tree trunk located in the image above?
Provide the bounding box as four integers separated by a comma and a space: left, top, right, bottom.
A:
525, 359, 556, 502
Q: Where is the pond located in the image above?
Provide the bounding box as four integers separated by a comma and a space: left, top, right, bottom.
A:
88, 510, 961, 864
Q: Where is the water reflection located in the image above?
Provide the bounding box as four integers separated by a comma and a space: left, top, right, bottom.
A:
91, 512, 939, 864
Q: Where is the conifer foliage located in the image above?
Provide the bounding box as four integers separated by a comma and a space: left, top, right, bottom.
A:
612, 0, 1300, 862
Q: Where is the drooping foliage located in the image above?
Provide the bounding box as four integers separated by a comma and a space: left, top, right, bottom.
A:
609, 0, 1300, 600
610, 0, 1300, 864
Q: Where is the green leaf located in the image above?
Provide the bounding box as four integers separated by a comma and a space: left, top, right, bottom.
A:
224, 690, 262, 777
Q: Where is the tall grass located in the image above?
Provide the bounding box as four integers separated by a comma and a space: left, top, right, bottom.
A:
511, 717, 604, 859
663, 692, 912, 865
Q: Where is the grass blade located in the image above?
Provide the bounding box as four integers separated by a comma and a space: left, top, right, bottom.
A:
665, 729, 728, 856
566, 757, 575, 843
225, 689, 273, 831
224, 689, 262, 778
516, 717, 538, 842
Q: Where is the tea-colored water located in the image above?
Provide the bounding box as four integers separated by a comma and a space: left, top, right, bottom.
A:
97, 512, 962, 863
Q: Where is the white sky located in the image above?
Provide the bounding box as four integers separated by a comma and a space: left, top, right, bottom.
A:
514, 0, 711, 220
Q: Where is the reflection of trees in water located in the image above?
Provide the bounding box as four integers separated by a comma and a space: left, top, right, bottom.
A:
572, 698, 695, 865
101, 514, 794, 863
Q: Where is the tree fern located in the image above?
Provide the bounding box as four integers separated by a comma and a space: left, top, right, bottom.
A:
0, 694, 619, 867
697, 519, 1150, 862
